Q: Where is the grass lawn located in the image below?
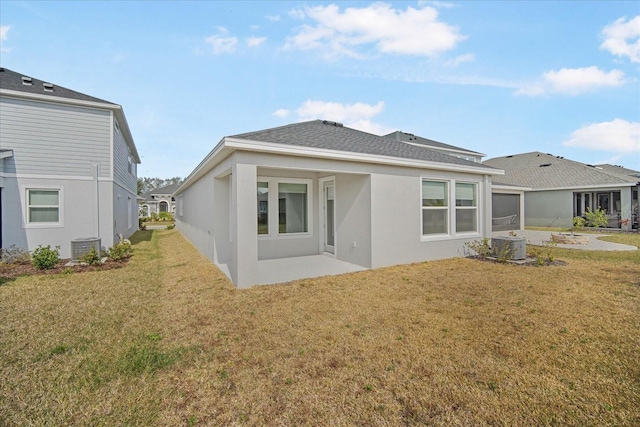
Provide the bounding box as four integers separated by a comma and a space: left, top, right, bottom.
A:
1, 230, 639, 426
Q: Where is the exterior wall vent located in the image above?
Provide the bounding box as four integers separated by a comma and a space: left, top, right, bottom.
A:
21, 76, 33, 85
322, 120, 343, 127
71, 237, 101, 262
492, 236, 526, 260
43, 83, 54, 92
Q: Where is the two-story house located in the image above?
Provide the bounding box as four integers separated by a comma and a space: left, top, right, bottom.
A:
0, 67, 141, 257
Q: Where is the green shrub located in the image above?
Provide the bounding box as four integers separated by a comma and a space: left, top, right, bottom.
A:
167, 223, 175, 230
80, 247, 102, 266
151, 212, 159, 221
158, 212, 173, 221
32, 245, 60, 270
584, 208, 608, 227
108, 241, 132, 261
572, 216, 586, 228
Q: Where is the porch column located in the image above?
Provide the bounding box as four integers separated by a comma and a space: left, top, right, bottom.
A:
621, 187, 632, 231
231, 163, 258, 288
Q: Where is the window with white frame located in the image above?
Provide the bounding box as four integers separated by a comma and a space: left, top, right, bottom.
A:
422, 180, 448, 235
257, 182, 269, 235
27, 189, 60, 224
455, 182, 478, 233
257, 178, 311, 237
127, 154, 133, 175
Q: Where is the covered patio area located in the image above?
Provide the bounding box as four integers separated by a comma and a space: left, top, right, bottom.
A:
257, 254, 368, 285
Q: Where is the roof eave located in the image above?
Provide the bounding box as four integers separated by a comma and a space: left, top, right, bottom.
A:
224, 137, 502, 175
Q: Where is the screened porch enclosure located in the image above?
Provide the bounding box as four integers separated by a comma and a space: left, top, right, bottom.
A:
492, 193, 520, 232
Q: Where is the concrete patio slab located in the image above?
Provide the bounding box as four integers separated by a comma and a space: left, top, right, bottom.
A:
492, 230, 637, 251
257, 254, 368, 285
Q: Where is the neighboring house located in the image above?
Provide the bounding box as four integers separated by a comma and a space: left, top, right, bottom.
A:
0, 68, 141, 257
484, 152, 639, 231
139, 183, 180, 217
174, 120, 503, 288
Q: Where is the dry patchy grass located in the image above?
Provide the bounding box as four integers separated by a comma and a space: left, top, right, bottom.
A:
1, 230, 639, 426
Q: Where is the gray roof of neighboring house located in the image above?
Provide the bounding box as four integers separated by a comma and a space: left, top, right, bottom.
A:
0, 67, 113, 104
484, 152, 639, 189
595, 164, 640, 180
140, 183, 182, 201
231, 120, 492, 169
384, 131, 485, 156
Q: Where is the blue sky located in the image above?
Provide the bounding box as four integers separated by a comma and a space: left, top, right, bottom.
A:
1, 1, 639, 178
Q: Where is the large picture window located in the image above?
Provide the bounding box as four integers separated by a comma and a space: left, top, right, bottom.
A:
27, 189, 60, 224
422, 180, 448, 235
455, 182, 477, 233
257, 178, 311, 237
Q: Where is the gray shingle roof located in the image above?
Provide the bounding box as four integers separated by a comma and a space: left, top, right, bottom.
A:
141, 183, 182, 200
231, 120, 490, 169
484, 152, 638, 189
384, 131, 484, 156
595, 164, 640, 180
0, 67, 113, 104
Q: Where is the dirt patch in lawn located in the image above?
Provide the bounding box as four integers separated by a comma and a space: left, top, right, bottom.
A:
0, 258, 129, 281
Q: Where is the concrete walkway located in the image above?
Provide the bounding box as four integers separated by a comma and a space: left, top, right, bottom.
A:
492, 230, 637, 251
257, 254, 367, 285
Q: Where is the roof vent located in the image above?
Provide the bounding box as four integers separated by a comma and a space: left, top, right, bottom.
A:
322, 120, 343, 127
43, 83, 54, 92
506, 155, 513, 158
21, 76, 33, 85
539, 163, 551, 167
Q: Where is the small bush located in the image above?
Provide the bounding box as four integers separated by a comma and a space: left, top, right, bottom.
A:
464, 238, 491, 258
167, 223, 175, 230
573, 216, 586, 228
158, 212, 173, 221
1, 245, 31, 264
80, 247, 102, 266
108, 241, 132, 261
584, 208, 608, 227
32, 245, 60, 270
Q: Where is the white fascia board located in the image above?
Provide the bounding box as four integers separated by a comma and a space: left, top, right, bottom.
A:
492, 184, 531, 192
1, 89, 141, 164
528, 182, 637, 192
224, 137, 504, 176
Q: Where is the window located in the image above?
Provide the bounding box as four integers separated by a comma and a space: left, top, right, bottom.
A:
279, 182, 308, 233
455, 183, 477, 233
257, 182, 269, 234
257, 178, 312, 237
127, 155, 133, 175
422, 180, 448, 235
27, 189, 60, 224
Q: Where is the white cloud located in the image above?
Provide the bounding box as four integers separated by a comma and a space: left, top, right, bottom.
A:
293, 100, 392, 135
0, 25, 10, 53
288, 9, 305, 20
600, 15, 640, 63
444, 53, 475, 67
246, 36, 266, 47
266, 14, 282, 22
284, 3, 465, 59
205, 34, 238, 54
515, 66, 625, 96
418, 1, 455, 8
563, 119, 640, 154
273, 108, 290, 118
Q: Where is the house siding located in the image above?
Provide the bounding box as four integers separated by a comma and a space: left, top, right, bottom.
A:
0, 96, 111, 178
112, 119, 136, 193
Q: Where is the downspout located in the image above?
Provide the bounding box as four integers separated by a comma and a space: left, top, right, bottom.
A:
92, 163, 100, 240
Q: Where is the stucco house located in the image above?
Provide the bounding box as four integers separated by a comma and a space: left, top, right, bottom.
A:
139, 182, 180, 217
174, 120, 503, 288
484, 152, 639, 231
0, 67, 141, 257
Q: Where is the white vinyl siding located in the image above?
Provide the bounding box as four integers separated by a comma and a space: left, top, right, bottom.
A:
0, 96, 111, 177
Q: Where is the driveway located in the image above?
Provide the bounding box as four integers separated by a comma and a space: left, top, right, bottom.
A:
492, 230, 637, 251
